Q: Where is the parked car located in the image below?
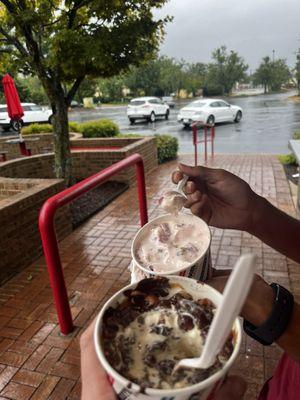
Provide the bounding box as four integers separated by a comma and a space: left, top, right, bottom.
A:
0, 103, 53, 131
177, 99, 243, 128
70, 100, 83, 108
162, 96, 175, 108
127, 97, 170, 124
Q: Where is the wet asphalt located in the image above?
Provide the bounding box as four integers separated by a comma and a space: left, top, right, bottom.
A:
2, 91, 300, 154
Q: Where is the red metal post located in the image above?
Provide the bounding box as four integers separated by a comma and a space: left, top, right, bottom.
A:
204, 126, 208, 163
39, 153, 148, 335
192, 124, 198, 166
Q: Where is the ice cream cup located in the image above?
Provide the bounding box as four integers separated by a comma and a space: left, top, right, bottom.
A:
131, 213, 212, 282
94, 276, 242, 400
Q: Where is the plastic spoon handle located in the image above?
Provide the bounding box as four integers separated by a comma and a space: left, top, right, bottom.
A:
177, 174, 188, 197
177, 253, 256, 370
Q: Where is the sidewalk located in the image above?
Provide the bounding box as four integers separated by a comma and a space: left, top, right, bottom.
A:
0, 154, 298, 399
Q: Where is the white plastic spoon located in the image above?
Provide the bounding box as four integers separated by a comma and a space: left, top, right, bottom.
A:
160, 175, 188, 214
175, 253, 256, 370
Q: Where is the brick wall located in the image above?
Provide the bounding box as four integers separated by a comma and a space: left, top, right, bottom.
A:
0, 178, 72, 284
0, 137, 158, 184
0, 136, 157, 281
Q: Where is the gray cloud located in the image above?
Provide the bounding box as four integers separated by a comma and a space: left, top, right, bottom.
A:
156, 0, 300, 70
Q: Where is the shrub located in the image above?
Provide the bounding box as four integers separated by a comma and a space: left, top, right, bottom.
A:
22, 121, 81, 135
22, 123, 52, 135
80, 119, 119, 138
278, 154, 297, 165
69, 121, 80, 132
155, 134, 178, 164
293, 132, 300, 140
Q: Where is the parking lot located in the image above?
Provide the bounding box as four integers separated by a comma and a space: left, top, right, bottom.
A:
2, 91, 300, 154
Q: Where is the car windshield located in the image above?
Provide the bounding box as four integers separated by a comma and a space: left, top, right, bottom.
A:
189, 101, 207, 108
0, 107, 7, 113
130, 100, 146, 106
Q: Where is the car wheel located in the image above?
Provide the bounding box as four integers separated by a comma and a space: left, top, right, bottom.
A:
234, 111, 242, 123
149, 112, 156, 123
129, 118, 135, 124
10, 120, 23, 131
165, 109, 170, 120
48, 115, 54, 124
207, 115, 215, 126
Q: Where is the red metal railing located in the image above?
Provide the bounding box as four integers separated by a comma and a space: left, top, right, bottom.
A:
39, 153, 148, 335
192, 122, 215, 166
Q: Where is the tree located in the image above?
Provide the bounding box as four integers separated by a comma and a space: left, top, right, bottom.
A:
253, 56, 291, 93
183, 62, 207, 96
253, 57, 273, 93
0, 1, 169, 183
204, 46, 248, 95
296, 49, 300, 96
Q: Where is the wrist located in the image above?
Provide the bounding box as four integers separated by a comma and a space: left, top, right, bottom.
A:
241, 277, 275, 326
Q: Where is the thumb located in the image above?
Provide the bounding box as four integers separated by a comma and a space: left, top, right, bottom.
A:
179, 163, 210, 179
214, 375, 247, 400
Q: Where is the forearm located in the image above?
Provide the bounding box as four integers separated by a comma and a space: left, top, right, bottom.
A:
249, 196, 300, 263
242, 278, 300, 362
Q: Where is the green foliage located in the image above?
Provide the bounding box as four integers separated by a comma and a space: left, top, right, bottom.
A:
22, 122, 80, 135
278, 154, 297, 165
155, 135, 178, 164
80, 119, 120, 138
69, 122, 80, 133
203, 46, 248, 95
293, 132, 300, 140
22, 124, 53, 135
253, 57, 291, 93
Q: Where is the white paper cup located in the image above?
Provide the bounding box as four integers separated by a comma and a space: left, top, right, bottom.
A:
131, 214, 212, 282
94, 276, 242, 400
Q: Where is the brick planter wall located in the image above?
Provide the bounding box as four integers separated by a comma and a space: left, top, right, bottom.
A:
0, 136, 158, 281
0, 137, 158, 184
0, 178, 72, 284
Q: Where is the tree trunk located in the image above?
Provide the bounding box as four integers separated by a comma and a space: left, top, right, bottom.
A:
264, 83, 267, 94
51, 96, 72, 185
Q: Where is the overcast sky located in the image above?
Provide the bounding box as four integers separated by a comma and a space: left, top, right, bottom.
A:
156, 0, 300, 71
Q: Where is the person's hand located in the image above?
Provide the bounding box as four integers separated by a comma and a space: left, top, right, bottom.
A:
172, 163, 261, 231
80, 319, 246, 400
80, 320, 115, 400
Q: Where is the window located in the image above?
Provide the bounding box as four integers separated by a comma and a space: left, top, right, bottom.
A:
191, 101, 207, 108
210, 102, 220, 108
148, 99, 158, 104
0, 107, 7, 113
22, 106, 31, 111
130, 100, 145, 106
29, 105, 42, 111
218, 101, 230, 107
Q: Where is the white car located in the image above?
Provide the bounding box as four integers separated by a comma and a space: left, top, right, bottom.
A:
0, 103, 53, 131
127, 97, 170, 124
177, 99, 243, 128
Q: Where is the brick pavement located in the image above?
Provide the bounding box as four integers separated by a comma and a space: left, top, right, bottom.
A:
0, 154, 299, 399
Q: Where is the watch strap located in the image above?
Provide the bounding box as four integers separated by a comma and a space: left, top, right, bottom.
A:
243, 283, 294, 346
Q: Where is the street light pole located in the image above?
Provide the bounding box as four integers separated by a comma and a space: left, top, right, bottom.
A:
272, 49, 275, 62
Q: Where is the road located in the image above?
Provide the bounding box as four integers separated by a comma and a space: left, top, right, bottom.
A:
2, 91, 300, 154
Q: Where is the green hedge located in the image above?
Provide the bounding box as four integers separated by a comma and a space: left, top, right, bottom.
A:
293, 132, 300, 140
278, 154, 297, 165
22, 121, 80, 135
155, 134, 178, 164
80, 119, 119, 138
22, 123, 53, 135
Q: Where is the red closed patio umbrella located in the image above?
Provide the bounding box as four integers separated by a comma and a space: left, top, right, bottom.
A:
2, 74, 29, 155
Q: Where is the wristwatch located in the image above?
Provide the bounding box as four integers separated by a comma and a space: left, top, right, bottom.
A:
243, 283, 294, 346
